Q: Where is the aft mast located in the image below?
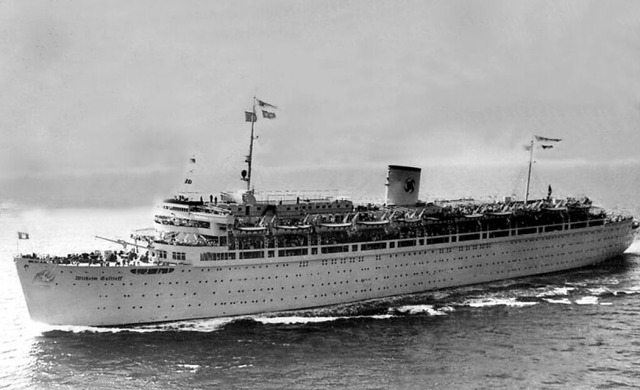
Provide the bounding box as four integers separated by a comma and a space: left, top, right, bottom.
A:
524, 135, 562, 205
524, 139, 534, 205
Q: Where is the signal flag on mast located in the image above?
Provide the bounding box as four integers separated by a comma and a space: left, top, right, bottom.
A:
535, 135, 562, 142
245, 111, 257, 123
257, 99, 277, 109
262, 110, 276, 119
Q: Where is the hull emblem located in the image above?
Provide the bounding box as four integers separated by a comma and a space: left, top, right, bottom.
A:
33, 270, 55, 285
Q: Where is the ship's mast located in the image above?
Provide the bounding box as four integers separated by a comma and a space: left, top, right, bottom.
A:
242, 96, 277, 192
524, 138, 534, 205
243, 97, 257, 192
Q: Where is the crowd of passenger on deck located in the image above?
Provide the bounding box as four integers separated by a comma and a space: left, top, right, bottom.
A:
22, 250, 154, 266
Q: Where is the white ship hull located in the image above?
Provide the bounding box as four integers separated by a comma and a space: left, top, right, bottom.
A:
14, 219, 636, 326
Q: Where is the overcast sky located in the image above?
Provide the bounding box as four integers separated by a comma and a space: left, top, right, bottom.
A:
1, 0, 639, 207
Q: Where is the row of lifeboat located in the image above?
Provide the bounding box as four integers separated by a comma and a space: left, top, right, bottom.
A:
232, 198, 596, 237
234, 210, 467, 236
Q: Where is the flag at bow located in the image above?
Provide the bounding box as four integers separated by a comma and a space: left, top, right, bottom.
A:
245, 111, 257, 123
17, 232, 29, 240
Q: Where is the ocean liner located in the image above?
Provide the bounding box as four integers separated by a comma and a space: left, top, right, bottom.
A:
14, 101, 639, 326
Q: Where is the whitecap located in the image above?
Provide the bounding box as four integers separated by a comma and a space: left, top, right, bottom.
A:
256, 316, 344, 324
255, 314, 394, 325
613, 287, 640, 296
624, 239, 640, 255
393, 305, 452, 316
464, 298, 538, 308
587, 287, 611, 296
543, 298, 572, 305
575, 296, 599, 305
535, 287, 576, 298
177, 364, 200, 372
140, 317, 235, 332
34, 316, 238, 333
38, 324, 160, 334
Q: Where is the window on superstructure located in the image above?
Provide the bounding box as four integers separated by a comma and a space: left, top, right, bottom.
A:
201, 252, 214, 261
240, 251, 264, 259
172, 252, 186, 261
278, 248, 309, 257
158, 250, 167, 259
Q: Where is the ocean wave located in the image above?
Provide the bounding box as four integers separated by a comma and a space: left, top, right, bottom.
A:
176, 364, 200, 373
624, 239, 640, 255
535, 287, 576, 298
38, 317, 237, 334
575, 296, 599, 305
462, 297, 539, 308
612, 287, 640, 296
542, 298, 572, 305
587, 287, 613, 296
255, 314, 394, 325
392, 304, 454, 316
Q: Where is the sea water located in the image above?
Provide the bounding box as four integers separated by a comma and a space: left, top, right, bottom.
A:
1, 193, 640, 389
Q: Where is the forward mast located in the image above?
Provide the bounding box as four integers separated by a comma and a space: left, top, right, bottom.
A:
242, 97, 278, 194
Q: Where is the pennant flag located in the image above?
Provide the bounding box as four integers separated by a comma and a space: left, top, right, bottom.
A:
535, 135, 562, 142
189, 157, 196, 163
18, 232, 29, 240
262, 110, 276, 119
541, 145, 554, 149
245, 111, 257, 123
257, 99, 277, 109
523, 145, 532, 151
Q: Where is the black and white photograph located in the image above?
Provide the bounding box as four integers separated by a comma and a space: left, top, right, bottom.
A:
1, 1, 639, 389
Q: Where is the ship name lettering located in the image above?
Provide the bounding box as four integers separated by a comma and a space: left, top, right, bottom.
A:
75, 276, 98, 281
74, 276, 123, 281
100, 276, 123, 281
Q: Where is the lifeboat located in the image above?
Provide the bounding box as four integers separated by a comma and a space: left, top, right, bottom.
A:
393, 218, 422, 228
542, 207, 567, 212
487, 211, 512, 217
355, 220, 390, 231
234, 226, 268, 236
271, 224, 312, 235
315, 222, 352, 234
